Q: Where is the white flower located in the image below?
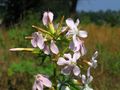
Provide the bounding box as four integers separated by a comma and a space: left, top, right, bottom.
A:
31, 32, 59, 55
66, 18, 87, 55
42, 11, 54, 26
69, 35, 87, 56
57, 52, 81, 76
32, 74, 52, 90
81, 67, 93, 90
66, 18, 87, 38
88, 51, 98, 68
31, 32, 45, 49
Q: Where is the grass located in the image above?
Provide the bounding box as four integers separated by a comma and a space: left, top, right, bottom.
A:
0, 16, 120, 90
83, 24, 120, 90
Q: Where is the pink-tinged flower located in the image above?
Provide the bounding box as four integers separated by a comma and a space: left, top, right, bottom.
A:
50, 40, 59, 54
87, 51, 98, 68
43, 45, 50, 55
66, 18, 87, 55
31, 32, 44, 49
42, 11, 54, 26
31, 32, 59, 55
43, 40, 59, 55
57, 52, 81, 76
42, 11, 55, 34
81, 67, 93, 90
69, 35, 86, 56
66, 18, 87, 38
32, 74, 52, 90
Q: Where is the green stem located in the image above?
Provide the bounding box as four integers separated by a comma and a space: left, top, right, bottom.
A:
32, 25, 53, 37
53, 61, 58, 89
57, 16, 64, 34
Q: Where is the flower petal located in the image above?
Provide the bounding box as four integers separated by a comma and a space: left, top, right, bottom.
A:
69, 41, 75, 51
73, 65, 80, 76
31, 39, 37, 47
37, 34, 45, 49
31, 32, 38, 47
42, 11, 53, 26
37, 82, 43, 90
87, 75, 93, 84
57, 57, 68, 65
40, 75, 52, 88
32, 81, 37, 90
87, 67, 91, 77
73, 35, 80, 51
81, 44, 87, 56
50, 40, 59, 54
87, 61, 97, 68
43, 45, 50, 55
61, 66, 72, 75
79, 30, 88, 38
75, 19, 80, 26
81, 75, 86, 84
66, 29, 73, 37
32, 79, 43, 90
73, 52, 81, 62
92, 51, 98, 60
66, 18, 76, 30
48, 12, 54, 23
64, 53, 72, 60
92, 60, 97, 68
42, 12, 48, 25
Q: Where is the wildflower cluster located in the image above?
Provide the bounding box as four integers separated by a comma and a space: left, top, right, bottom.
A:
10, 11, 98, 90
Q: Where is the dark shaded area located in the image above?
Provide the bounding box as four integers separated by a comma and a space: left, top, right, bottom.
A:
70, 0, 78, 13
2, 0, 78, 27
